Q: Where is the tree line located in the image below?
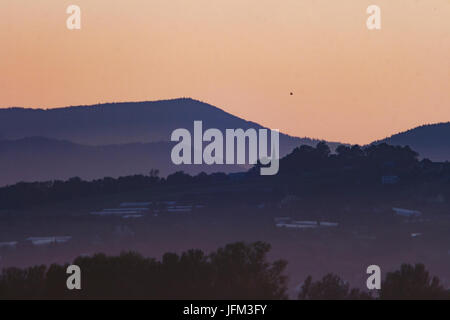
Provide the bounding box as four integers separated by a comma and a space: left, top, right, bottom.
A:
2, 142, 450, 210
0, 242, 448, 300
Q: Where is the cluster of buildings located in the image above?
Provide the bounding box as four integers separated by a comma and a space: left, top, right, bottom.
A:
274, 207, 424, 231
90, 201, 206, 218
0, 236, 72, 249
274, 217, 339, 229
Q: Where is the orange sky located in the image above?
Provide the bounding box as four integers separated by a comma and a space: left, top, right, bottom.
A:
0, 0, 449, 144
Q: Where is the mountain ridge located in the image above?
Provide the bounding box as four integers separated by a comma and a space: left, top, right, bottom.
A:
375, 121, 450, 161
0, 98, 330, 147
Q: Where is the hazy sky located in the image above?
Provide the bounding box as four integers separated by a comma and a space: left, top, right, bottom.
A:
0, 0, 449, 144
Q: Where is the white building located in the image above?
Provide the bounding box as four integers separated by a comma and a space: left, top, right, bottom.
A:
392, 207, 422, 218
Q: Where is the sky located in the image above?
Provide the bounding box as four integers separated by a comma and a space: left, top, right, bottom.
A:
0, 0, 449, 144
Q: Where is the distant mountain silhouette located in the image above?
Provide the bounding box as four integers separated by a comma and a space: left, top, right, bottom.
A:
0, 98, 343, 185
0, 98, 330, 153
375, 122, 450, 161
0, 137, 247, 186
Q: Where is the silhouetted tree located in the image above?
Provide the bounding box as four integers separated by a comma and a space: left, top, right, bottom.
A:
298, 274, 371, 300
316, 141, 331, 158
380, 263, 449, 300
